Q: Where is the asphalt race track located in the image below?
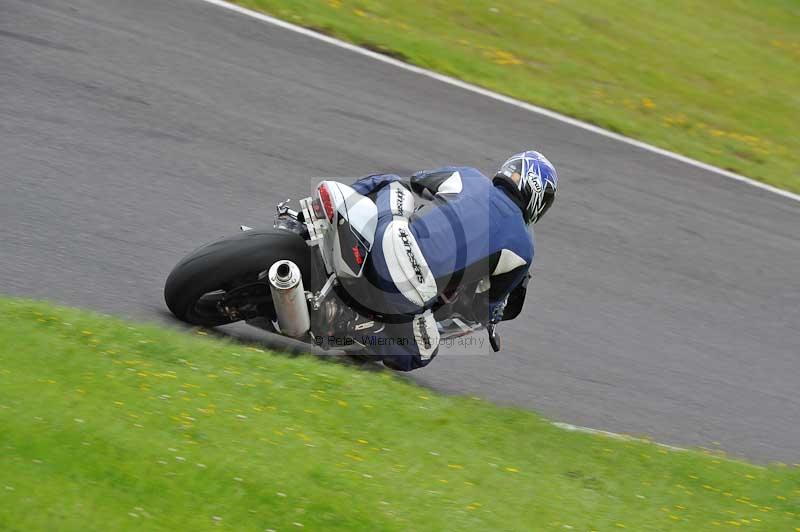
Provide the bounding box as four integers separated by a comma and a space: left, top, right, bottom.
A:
1, 0, 798, 463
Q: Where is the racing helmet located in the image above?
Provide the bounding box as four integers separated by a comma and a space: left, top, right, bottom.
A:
494, 150, 558, 224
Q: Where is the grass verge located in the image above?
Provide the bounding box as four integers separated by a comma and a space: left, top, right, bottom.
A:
0, 297, 798, 530
232, 0, 800, 193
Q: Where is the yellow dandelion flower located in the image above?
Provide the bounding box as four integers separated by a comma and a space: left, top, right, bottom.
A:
487, 49, 522, 65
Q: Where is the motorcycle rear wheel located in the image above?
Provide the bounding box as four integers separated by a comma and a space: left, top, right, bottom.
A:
164, 228, 311, 327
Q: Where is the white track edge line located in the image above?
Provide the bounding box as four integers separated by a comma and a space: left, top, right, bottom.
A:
551, 422, 689, 452
552, 422, 767, 468
197, 0, 799, 203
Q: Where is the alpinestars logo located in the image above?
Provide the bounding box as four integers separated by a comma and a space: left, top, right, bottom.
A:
416, 315, 432, 349
395, 189, 405, 216
397, 227, 424, 283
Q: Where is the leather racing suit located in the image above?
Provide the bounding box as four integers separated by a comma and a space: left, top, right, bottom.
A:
347, 166, 534, 371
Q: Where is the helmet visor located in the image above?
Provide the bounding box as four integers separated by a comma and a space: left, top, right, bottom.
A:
498, 158, 523, 181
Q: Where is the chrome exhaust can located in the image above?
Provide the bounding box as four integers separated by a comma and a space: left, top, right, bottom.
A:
268, 260, 310, 338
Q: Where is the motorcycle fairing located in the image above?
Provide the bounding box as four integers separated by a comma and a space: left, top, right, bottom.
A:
317, 181, 378, 279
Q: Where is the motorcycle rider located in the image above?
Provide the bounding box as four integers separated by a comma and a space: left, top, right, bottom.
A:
346, 150, 558, 371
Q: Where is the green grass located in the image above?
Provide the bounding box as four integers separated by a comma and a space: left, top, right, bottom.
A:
232, 0, 800, 193
0, 298, 798, 531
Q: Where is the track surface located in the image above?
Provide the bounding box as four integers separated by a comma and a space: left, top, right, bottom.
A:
1, 0, 798, 462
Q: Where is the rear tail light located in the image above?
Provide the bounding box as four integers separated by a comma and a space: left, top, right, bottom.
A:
317, 183, 334, 222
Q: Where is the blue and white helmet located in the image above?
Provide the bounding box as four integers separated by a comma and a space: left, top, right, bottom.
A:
495, 150, 558, 224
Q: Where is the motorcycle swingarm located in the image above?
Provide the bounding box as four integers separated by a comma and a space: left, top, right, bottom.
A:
219, 281, 274, 321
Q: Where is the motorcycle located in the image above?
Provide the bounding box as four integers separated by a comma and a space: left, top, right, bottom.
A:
164, 181, 501, 358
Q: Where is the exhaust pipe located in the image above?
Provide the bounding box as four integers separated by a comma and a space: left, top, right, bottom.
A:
268, 260, 310, 338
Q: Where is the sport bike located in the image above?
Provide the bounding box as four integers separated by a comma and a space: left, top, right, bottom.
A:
164, 181, 501, 354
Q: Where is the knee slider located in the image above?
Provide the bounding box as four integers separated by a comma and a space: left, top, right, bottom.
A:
413, 309, 439, 360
